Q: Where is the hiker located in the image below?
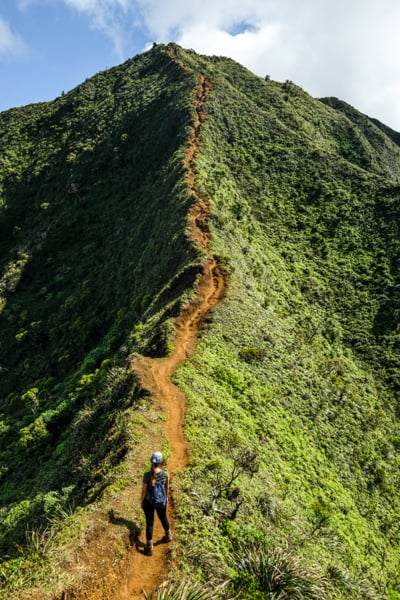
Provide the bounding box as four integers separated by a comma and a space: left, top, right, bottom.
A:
141, 451, 173, 556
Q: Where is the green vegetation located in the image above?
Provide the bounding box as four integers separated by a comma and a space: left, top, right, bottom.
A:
170, 47, 400, 599
1, 43, 400, 598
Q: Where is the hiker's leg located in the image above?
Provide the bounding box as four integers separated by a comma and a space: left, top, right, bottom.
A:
143, 500, 155, 541
155, 505, 170, 533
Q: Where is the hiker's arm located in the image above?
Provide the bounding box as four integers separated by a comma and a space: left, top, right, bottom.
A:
141, 483, 147, 507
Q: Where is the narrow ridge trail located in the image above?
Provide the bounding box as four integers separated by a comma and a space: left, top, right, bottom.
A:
126, 75, 227, 598
21, 74, 226, 600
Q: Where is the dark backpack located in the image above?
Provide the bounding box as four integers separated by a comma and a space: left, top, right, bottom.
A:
151, 470, 167, 507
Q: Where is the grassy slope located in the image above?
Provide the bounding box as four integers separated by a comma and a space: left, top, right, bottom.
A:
169, 48, 400, 599
0, 45, 204, 576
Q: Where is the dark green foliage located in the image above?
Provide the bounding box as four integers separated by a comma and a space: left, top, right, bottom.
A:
321, 96, 400, 150
0, 46, 198, 399
239, 346, 265, 363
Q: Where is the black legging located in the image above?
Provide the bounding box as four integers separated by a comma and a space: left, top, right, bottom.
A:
143, 499, 170, 541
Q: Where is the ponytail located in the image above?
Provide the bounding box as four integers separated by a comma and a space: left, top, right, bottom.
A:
151, 463, 157, 487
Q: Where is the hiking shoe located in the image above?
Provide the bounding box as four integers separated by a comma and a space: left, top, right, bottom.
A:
144, 543, 153, 556
162, 532, 173, 543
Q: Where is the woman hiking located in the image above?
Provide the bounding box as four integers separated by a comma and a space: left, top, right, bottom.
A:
141, 451, 172, 556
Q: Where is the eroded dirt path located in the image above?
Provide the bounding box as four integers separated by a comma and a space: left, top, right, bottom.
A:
124, 75, 227, 598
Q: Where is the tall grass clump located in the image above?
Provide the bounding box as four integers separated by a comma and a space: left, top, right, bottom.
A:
230, 541, 330, 599
147, 577, 229, 600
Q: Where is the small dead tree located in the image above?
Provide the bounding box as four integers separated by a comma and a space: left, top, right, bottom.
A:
199, 447, 259, 521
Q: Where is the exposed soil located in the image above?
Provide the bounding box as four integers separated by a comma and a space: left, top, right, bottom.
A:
128, 255, 226, 598
42, 74, 227, 600
126, 74, 227, 598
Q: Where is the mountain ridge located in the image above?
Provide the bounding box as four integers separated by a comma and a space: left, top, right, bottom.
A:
0, 43, 400, 599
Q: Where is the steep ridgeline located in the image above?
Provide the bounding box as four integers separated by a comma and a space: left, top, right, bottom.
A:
0, 44, 400, 600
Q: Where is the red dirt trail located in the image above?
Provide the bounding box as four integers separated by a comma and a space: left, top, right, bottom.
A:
128, 257, 226, 598
126, 74, 227, 598
27, 74, 227, 600
19, 63, 226, 600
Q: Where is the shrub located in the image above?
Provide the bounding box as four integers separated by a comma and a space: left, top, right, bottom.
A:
230, 541, 330, 599
239, 346, 265, 363
148, 577, 229, 599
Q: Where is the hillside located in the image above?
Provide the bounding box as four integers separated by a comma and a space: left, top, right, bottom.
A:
0, 44, 400, 599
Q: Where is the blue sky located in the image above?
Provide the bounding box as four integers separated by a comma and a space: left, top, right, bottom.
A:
0, 1, 147, 109
1, 0, 400, 131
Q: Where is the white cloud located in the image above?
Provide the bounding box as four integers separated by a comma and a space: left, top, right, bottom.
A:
177, 23, 283, 71
137, 0, 276, 42
63, 0, 131, 56
0, 18, 27, 58
134, 0, 400, 129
